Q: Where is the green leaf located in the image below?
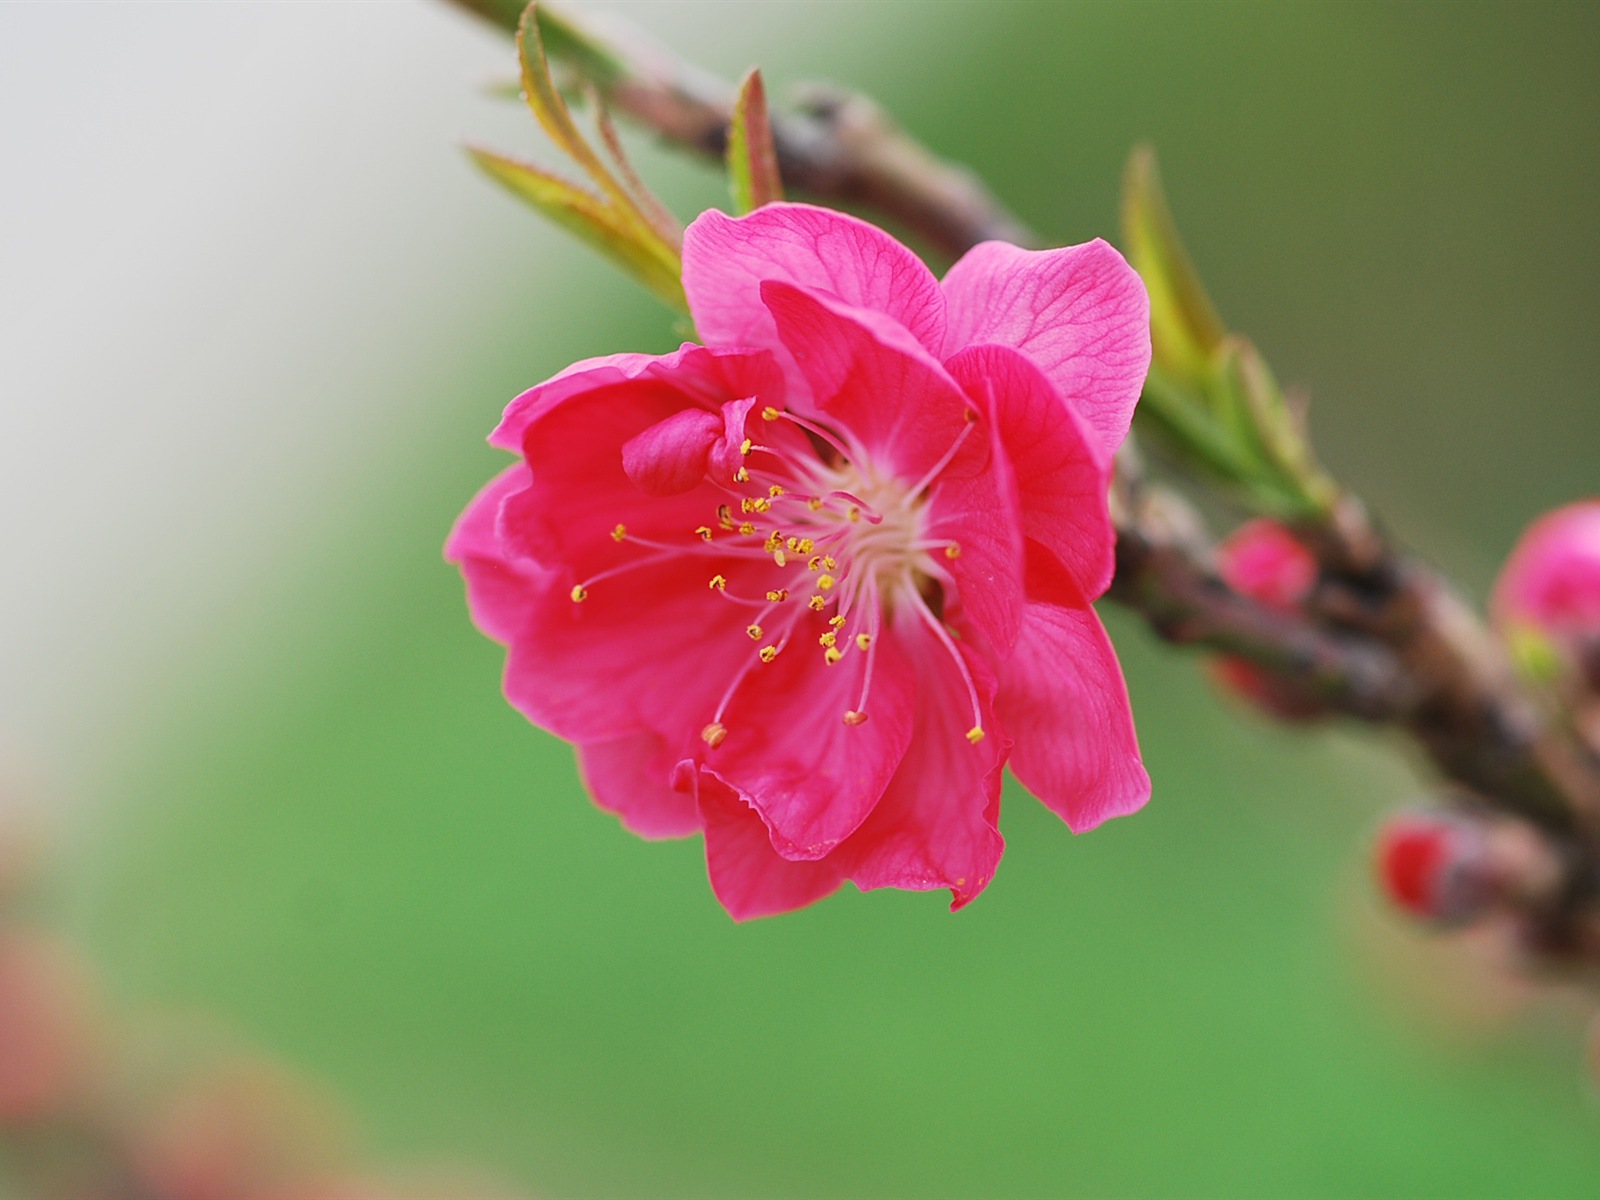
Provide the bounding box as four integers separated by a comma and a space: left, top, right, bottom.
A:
468, 146, 687, 313
1122, 147, 1227, 388
728, 69, 784, 214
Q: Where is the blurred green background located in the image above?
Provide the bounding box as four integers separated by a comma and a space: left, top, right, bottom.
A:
8, 1, 1600, 1196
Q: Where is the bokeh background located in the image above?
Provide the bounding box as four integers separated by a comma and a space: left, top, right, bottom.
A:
4, 1, 1600, 1195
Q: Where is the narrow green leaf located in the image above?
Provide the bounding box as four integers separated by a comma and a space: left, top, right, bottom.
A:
468, 146, 687, 313
1122, 147, 1227, 387
728, 69, 784, 214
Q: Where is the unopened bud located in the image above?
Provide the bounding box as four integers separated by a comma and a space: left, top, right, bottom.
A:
1374, 810, 1493, 926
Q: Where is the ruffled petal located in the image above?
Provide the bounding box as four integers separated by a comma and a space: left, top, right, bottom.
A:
490, 344, 784, 454
945, 342, 1115, 600
834, 613, 1007, 910
759, 280, 975, 484
576, 730, 702, 839
444, 464, 546, 645
922, 415, 1024, 661
683, 203, 946, 364
941, 239, 1150, 459
703, 616, 917, 859
699, 775, 847, 920
996, 598, 1149, 833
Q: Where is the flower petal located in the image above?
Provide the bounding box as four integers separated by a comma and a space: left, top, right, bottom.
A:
445, 464, 545, 645
576, 730, 702, 839
834, 613, 1007, 909
703, 616, 917, 859
622, 408, 725, 496
759, 280, 973, 483
683, 202, 946, 363
941, 239, 1151, 458
699, 775, 847, 920
490, 343, 784, 454
997, 598, 1149, 833
945, 342, 1115, 600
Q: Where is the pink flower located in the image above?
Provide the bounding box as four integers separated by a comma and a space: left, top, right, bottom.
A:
1492, 501, 1600, 681
448, 203, 1151, 918
1210, 519, 1324, 720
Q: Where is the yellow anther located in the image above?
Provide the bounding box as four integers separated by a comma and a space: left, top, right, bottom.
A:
817, 574, 836, 591
855, 633, 873, 651
965, 407, 980, 424
761, 405, 782, 421
848, 506, 861, 522
694, 525, 713, 542
746, 624, 764, 640
945, 543, 962, 560
570, 585, 588, 603
797, 538, 815, 554
734, 466, 750, 483
786, 536, 799, 552
739, 521, 757, 537
823, 555, 837, 570
807, 556, 823, 572
965, 725, 986, 745
708, 574, 727, 592
824, 647, 844, 665
701, 722, 727, 748
765, 588, 790, 602
773, 549, 788, 567
808, 595, 826, 612
764, 532, 783, 553
829, 615, 847, 628
842, 710, 868, 726
739, 437, 753, 457
717, 504, 734, 529
819, 631, 837, 648
751, 498, 772, 513
759, 646, 778, 663
740, 498, 757, 514
608, 524, 626, 543
768, 485, 785, 498
806, 498, 824, 511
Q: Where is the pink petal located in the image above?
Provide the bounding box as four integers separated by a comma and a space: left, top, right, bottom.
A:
941, 239, 1151, 459
444, 464, 545, 645
699, 776, 847, 920
576, 730, 702, 839
922, 417, 1024, 661
682, 203, 946, 364
703, 615, 917, 860
1217, 519, 1318, 610
996, 598, 1149, 833
834, 612, 1007, 910
490, 343, 784, 453
759, 280, 973, 483
621, 408, 725, 496
502, 553, 761, 748
945, 343, 1116, 600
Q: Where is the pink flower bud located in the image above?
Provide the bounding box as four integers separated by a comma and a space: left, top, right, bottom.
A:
1492, 500, 1600, 685
1374, 810, 1492, 925
1217, 518, 1318, 611
1209, 519, 1324, 719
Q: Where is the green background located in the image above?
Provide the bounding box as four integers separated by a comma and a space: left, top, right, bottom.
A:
48, 1, 1600, 1196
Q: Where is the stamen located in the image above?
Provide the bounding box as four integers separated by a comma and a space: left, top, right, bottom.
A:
808, 595, 826, 612
824, 647, 844, 665
610, 524, 627, 542
842, 710, 868, 725
909, 591, 987, 747
717, 504, 735, 529
739, 437, 753, 456
768, 485, 785, 498
739, 521, 757, 537
759, 646, 778, 663
709, 574, 727, 591
945, 543, 962, 560
817, 575, 836, 591
570, 585, 588, 603
701, 723, 727, 748
761, 405, 781, 421
766, 589, 790, 602
695, 525, 713, 542
910, 417, 978, 496
855, 633, 873, 651
734, 467, 750, 483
